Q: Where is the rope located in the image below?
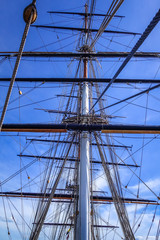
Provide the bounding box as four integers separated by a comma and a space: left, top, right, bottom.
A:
0, 3, 36, 131
90, 0, 124, 49
90, 8, 160, 112
94, 132, 135, 239
29, 134, 75, 240
95, 83, 160, 113
1, 187, 12, 239
86, 0, 97, 44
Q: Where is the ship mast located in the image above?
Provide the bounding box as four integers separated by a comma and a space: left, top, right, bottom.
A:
2, 2, 160, 240
78, 3, 90, 240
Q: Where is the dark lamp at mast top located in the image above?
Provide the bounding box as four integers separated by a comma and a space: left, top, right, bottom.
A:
23, 3, 37, 24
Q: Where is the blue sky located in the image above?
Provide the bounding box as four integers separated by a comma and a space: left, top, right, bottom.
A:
0, 0, 160, 239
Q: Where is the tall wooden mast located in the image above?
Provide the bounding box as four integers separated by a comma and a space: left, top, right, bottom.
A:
78, 4, 91, 240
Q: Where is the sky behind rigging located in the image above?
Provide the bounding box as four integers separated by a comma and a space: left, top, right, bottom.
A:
0, 0, 160, 239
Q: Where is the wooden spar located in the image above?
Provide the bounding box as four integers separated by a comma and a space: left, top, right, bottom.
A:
2, 123, 160, 134
101, 130, 160, 134
0, 192, 158, 205
26, 138, 132, 148
1, 77, 160, 83
0, 51, 160, 58
47, 11, 125, 18
31, 25, 140, 35
17, 154, 139, 168
42, 223, 118, 228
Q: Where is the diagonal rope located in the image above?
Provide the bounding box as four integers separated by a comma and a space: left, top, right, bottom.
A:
95, 82, 160, 113
29, 134, 75, 240
86, 0, 96, 44
0, 1, 37, 131
90, 0, 124, 49
94, 132, 135, 239
90, 8, 160, 112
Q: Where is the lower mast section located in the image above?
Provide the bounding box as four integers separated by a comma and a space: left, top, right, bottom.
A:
78, 54, 90, 239
79, 130, 90, 239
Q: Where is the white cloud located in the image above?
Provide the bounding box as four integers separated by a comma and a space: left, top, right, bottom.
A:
92, 170, 109, 192
129, 177, 160, 197
126, 204, 144, 214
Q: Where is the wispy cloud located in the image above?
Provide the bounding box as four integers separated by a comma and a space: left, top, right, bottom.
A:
129, 177, 160, 197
